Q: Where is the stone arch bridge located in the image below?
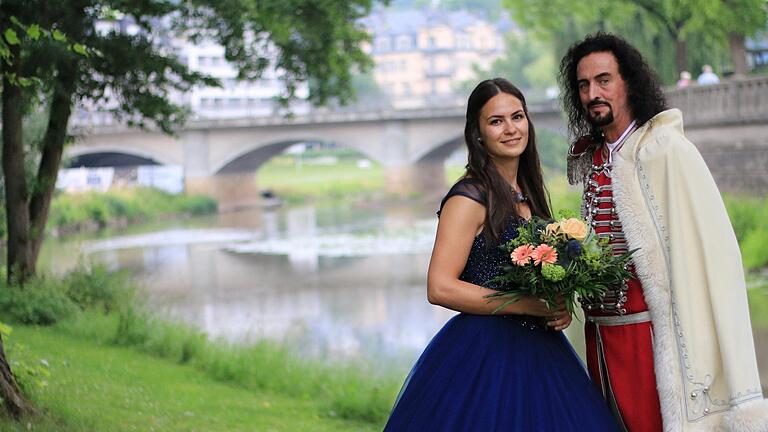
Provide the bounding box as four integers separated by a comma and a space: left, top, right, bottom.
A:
70, 76, 768, 209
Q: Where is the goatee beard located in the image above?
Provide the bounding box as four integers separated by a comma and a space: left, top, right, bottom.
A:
588, 110, 614, 128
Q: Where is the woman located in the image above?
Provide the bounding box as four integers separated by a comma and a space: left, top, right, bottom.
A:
383, 78, 619, 431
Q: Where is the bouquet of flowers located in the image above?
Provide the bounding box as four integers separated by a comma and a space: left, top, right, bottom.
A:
485, 213, 635, 314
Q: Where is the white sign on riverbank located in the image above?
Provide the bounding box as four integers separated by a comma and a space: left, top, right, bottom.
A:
56, 167, 115, 193
57, 165, 184, 194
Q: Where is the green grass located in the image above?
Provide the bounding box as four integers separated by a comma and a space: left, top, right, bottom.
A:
1, 325, 379, 431
257, 156, 385, 204
48, 188, 217, 234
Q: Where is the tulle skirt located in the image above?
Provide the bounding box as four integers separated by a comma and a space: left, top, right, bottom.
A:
384, 313, 620, 431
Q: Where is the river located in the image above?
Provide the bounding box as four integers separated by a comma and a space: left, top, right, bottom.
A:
39, 200, 768, 382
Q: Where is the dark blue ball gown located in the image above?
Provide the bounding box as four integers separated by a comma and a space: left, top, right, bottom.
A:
384, 179, 620, 431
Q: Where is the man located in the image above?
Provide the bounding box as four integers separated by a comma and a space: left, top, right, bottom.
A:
559, 32, 767, 431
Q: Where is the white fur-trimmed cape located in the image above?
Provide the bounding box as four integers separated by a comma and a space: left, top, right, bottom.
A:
609, 109, 768, 431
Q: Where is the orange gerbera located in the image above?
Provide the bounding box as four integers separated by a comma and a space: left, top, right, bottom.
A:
531, 244, 558, 266
510, 244, 535, 266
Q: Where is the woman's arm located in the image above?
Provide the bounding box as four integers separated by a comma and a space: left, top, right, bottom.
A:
426, 195, 570, 329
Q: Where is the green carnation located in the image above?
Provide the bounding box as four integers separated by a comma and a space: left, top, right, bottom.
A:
541, 264, 566, 282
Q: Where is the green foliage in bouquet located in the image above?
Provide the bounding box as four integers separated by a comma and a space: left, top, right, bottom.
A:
485, 214, 635, 315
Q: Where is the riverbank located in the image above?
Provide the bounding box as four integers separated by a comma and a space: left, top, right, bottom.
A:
0, 265, 399, 429
1, 188, 217, 243
47, 188, 217, 237
0, 324, 380, 432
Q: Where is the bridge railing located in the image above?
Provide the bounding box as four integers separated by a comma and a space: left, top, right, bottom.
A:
71, 75, 768, 132
665, 75, 768, 127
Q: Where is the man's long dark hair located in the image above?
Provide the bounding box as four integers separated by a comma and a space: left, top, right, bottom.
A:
558, 32, 668, 140
463, 78, 551, 244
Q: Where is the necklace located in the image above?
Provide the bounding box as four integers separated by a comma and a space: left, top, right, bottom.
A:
511, 188, 528, 203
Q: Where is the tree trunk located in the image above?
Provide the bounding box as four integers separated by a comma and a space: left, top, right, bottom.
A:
675, 37, 688, 74
1, 44, 32, 285
729, 32, 748, 77
29, 59, 78, 268
0, 335, 35, 419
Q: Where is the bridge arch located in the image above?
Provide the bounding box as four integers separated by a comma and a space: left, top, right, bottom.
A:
414, 135, 464, 164
65, 151, 161, 168
65, 145, 180, 167
211, 136, 382, 175
214, 140, 305, 175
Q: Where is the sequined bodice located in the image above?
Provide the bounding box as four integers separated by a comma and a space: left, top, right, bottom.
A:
438, 178, 524, 288
439, 179, 545, 331
459, 219, 522, 288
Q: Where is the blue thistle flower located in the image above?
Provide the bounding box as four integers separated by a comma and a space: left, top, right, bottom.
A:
566, 239, 583, 259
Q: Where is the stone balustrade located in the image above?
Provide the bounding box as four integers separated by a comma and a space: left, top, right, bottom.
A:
665, 75, 768, 127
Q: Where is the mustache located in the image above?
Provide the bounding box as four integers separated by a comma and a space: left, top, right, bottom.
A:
587, 99, 611, 109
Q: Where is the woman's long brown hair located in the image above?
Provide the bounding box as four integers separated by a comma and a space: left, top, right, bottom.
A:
463, 78, 552, 244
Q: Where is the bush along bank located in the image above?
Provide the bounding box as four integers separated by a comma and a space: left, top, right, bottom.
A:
46, 187, 217, 236
724, 194, 768, 270
0, 264, 400, 427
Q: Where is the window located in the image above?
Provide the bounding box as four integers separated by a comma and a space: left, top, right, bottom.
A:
396, 35, 412, 51
456, 34, 470, 49
375, 37, 391, 52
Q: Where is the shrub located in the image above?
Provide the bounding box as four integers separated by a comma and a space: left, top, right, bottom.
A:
63, 263, 135, 313
724, 195, 768, 269
176, 194, 217, 215
724, 195, 766, 243
48, 196, 88, 228
45, 187, 219, 235
0, 276, 78, 325
741, 226, 768, 270
81, 194, 113, 227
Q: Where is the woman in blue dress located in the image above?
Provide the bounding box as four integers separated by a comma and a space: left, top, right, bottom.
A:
384, 78, 620, 431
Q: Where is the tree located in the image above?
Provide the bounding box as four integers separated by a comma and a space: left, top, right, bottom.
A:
0, 323, 34, 418
1, 0, 377, 285
705, 0, 768, 76
0, 0, 378, 418
619, 0, 767, 75
620, 0, 700, 73
503, 0, 767, 78
0, 13, 61, 420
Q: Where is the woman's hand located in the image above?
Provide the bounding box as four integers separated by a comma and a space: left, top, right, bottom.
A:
546, 310, 572, 332
516, 295, 560, 317
516, 296, 572, 331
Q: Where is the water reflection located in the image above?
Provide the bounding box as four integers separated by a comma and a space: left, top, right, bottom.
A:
41, 203, 447, 367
